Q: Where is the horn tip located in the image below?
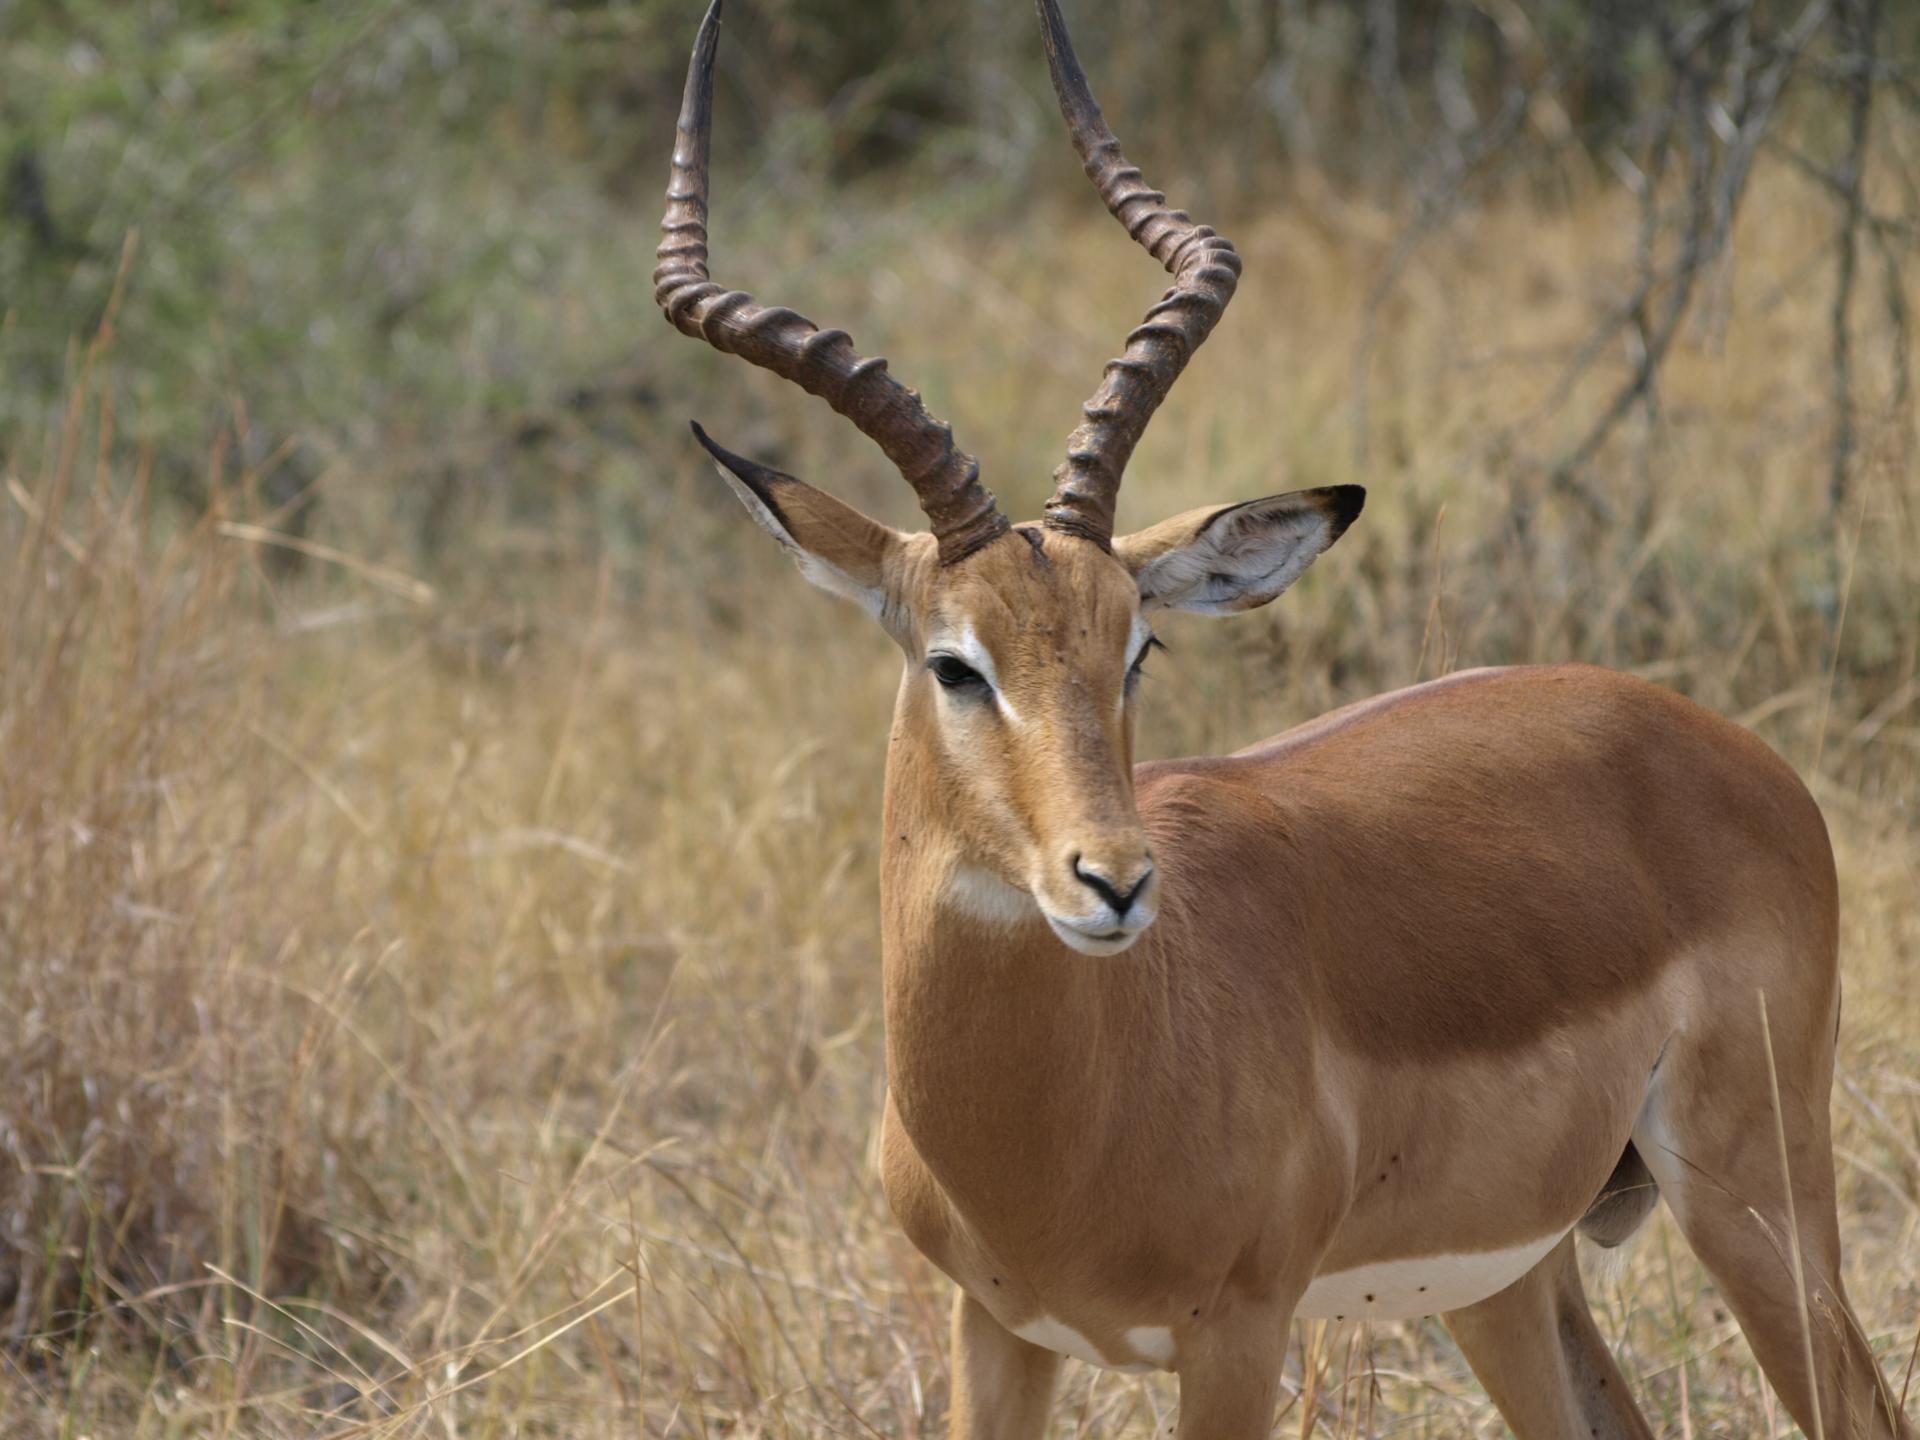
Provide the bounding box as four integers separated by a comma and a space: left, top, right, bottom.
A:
690, 0, 723, 68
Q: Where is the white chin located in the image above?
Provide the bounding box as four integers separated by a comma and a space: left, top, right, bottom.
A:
1045, 914, 1150, 957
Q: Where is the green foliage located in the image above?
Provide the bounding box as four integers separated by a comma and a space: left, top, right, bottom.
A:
3, 3, 658, 506
0, 0, 1912, 541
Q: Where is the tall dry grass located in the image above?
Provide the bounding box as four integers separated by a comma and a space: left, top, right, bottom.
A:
1, 173, 1916, 1437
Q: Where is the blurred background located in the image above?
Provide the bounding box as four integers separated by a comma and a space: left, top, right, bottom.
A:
2, 1, 1917, 1434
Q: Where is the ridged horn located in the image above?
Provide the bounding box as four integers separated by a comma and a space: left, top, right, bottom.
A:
1035, 0, 1243, 547
655, 0, 1010, 564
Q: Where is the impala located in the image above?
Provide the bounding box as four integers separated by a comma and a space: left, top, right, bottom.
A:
653, 2, 1911, 1435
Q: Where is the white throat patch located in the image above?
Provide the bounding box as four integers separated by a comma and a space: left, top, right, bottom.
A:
943, 864, 1034, 928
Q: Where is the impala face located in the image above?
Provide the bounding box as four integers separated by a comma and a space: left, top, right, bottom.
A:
690, 426, 1362, 957
913, 528, 1159, 955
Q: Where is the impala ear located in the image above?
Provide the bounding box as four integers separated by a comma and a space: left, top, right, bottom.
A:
691, 423, 909, 630
1114, 486, 1365, 614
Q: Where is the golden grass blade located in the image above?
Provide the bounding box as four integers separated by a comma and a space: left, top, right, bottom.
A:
1759, 989, 1826, 1440
218, 521, 436, 604
1899, 1308, 1919, 1416
5, 474, 88, 563
246, 721, 379, 840
316, 1284, 637, 1440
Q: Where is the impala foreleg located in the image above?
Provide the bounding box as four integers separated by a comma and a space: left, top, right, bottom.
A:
948, 1290, 1061, 1440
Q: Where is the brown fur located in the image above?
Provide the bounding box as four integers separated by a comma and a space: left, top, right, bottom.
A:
662, 1, 1906, 1426
701, 482, 1908, 1438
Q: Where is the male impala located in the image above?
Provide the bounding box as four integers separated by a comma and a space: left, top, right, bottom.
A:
655, 2, 1911, 1434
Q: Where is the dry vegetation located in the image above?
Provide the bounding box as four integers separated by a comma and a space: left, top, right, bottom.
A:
3, 160, 1918, 1437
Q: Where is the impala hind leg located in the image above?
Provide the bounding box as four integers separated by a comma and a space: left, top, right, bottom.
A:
1636, 1049, 1912, 1437
1442, 1234, 1655, 1438
948, 1291, 1061, 1440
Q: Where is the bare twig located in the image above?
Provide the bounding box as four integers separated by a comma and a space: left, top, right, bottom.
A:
1765, 133, 1919, 241
1550, 0, 1833, 505
1827, 0, 1881, 543
1365, 0, 1414, 162
1350, 81, 1531, 462
1758, 991, 1827, 1440
1875, 229, 1913, 424
1551, 26, 1717, 512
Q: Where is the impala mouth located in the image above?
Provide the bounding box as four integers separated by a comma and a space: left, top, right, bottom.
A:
944, 862, 1157, 954
1043, 907, 1156, 957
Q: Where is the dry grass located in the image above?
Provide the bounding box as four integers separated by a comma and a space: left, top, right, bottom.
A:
1, 169, 1917, 1438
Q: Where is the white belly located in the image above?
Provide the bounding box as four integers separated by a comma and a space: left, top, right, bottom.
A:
1003, 1229, 1568, 1375
1297, 1229, 1569, 1321
1010, 1316, 1176, 1373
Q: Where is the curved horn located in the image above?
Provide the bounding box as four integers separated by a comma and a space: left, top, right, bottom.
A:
1035, 0, 1244, 547
655, 0, 1009, 565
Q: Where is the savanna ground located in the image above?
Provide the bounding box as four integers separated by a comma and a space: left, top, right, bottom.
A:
3, 2, 1919, 1435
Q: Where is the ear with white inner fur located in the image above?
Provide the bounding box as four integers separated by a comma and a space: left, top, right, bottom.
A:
691, 422, 908, 633
1113, 486, 1365, 614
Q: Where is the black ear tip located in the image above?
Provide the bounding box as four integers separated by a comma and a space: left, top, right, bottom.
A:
688, 419, 730, 466
1327, 485, 1366, 536
686, 421, 799, 511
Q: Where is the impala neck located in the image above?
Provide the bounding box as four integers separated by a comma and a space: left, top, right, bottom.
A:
878, 680, 1160, 1209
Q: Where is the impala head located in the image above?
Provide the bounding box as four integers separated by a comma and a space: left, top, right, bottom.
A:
656, 0, 1361, 955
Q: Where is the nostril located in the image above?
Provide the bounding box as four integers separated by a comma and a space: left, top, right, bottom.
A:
1116, 864, 1154, 914
1073, 857, 1154, 918
1071, 856, 1115, 909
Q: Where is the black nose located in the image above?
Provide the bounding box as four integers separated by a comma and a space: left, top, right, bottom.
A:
1072, 855, 1154, 918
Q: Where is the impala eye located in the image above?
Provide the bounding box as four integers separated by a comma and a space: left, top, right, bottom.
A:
928, 654, 988, 691
1126, 634, 1165, 693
